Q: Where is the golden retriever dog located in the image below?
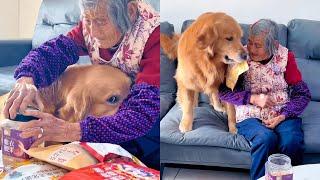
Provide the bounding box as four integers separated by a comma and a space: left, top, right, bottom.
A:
160, 12, 247, 133
0, 64, 131, 122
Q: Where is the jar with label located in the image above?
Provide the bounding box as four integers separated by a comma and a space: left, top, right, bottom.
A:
265, 154, 293, 180
1, 109, 39, 170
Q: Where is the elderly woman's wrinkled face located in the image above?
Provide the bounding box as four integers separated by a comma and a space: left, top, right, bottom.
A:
247, 35, 270, 62
83, 1, 121, 49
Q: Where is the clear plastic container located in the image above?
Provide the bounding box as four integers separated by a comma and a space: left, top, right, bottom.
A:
265, 154, 293, 180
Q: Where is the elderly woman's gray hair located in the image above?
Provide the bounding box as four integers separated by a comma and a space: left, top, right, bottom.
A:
250, 19, 279, 55
79, 0, 137, 35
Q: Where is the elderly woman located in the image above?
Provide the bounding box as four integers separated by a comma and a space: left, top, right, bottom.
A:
3, 0, 160, 169
219, 19, 311, 180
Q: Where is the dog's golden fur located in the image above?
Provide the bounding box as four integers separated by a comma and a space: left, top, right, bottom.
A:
0, 65, 131, 122
160, 12, 247, 133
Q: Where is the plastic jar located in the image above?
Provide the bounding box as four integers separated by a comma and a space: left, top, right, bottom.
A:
265, 154, 293, 180
1, 119, 35, 168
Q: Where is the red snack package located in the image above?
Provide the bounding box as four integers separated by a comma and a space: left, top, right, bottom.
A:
80, 142, 145, 167
60, 159, 160, 180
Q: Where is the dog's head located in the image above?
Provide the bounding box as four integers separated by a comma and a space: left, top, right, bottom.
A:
57, 65, 131, 122
196, 12, 247, 64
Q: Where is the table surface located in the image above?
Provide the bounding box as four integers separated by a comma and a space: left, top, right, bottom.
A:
258, 164, 320, 180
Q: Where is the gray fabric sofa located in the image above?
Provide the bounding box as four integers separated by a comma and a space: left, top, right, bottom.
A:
160, 19, 320, 169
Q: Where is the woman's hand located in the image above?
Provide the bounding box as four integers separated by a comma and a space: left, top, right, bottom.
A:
3, 77, 44, 119
250, 94, 275, 108
263, 115, 285, 129
18, 110, 81, 148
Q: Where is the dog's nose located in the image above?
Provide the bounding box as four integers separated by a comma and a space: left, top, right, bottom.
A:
240, 52, 248, 60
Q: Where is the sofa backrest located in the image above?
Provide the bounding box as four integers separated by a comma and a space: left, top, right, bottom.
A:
288, 19, 320, 101
33, 0, 80, 49
288, 19, 320, 59
160, 22, 177, 94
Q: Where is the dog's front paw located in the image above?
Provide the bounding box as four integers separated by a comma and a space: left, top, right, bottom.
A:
228, 125, 237, 134
179, 119, 193, 133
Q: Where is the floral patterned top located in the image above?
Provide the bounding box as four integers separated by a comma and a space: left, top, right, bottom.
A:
83, 0, 160, 79
235, 45, 290, 123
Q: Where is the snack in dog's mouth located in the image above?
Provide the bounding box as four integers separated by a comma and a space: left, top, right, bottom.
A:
226, 61, 249, 90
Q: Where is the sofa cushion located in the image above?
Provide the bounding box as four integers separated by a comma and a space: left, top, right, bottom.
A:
301, 101, 320, 153
160, 22, 177, 94
160, 21, 177, 118
160, 103, 251, 151
33, 0, 80, 48
181, 20, 194, 33
160, 50, 177, 94
296, 58, 320, 101
180, 20, 287, 47
160, 100, 320, 154
161, 142, 251, 169
287, 19, 320, 60
240, 24, 287, 47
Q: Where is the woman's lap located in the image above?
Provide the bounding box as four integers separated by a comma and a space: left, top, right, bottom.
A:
236, 117, 304, 153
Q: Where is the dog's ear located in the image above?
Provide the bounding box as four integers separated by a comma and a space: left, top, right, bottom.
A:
58, 88, 91, 123
196, 24, 218, 50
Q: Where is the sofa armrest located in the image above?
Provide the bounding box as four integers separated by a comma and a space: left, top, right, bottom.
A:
0, 39, 32, 67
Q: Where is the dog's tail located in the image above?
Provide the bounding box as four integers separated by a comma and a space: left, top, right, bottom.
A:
160, 33, 180, 60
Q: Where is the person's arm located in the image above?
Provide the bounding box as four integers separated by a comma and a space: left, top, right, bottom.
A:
14, 35, 80, 88
80, 26, 160, 143
218, 75, 251, 105
280, 52, 311, 118
14, 21, 89, 88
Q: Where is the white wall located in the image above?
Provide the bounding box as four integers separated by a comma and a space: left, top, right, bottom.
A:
0, 0, 19, 39
160, 0, 320, 32
0, 0, 41, 39
19, 0, 42, 39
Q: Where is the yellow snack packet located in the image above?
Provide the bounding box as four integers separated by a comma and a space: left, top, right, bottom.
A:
25, 143, 98, 171
226, 61, 249, 91
2, 161, 67, 180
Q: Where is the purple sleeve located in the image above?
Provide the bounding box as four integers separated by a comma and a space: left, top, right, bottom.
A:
218, 75, 251, 105
281, 81, 311, 118
14, 35, 79, 88
80, 83, 160, 144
